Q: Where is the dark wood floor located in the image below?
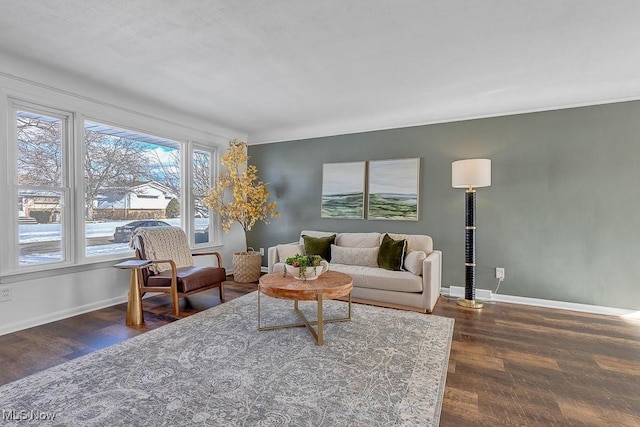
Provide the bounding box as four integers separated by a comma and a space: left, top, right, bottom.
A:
1, 278, 639, 426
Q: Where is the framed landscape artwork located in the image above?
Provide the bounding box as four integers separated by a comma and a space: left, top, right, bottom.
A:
368, 158, 420, 220
321, 161, 366, 219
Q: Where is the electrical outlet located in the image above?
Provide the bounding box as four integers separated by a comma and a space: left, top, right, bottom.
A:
259, 247, 265, 256
495, 267, 505, 280
0, 286, 11, 302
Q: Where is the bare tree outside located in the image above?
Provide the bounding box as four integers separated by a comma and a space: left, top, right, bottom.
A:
149, 148, 211, 218
17, 114, 168, 221
16, 111, 65, 264
18, 114, 203, 222
84, 130, 152, 220
16, 113, 62, 186
149, 149, 181, 198
193, 150, 211, 218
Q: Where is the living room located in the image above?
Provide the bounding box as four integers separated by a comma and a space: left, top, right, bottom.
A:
1, 2, 639, 426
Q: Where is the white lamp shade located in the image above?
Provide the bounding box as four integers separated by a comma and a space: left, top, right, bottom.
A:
452, 159, 491, 188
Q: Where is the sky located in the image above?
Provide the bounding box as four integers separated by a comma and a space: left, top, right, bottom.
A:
322, 162, 365, 195
368, 158, 419, 195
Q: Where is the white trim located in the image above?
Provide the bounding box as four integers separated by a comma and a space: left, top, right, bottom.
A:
448, 286, 492, 300
0, 68, 245, 141
0, 88, 10, 274
442, 286, 637, 317
0, 295, 127, 336
248, 96, 640, 145
0, 259, 127, 283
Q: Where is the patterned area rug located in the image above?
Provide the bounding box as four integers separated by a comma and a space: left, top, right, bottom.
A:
0, 292, 453, 426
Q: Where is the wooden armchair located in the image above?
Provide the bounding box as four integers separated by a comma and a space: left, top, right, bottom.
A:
131, 226, 226, 316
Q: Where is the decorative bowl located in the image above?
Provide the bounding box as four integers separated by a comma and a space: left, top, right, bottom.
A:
285, 260, 329, 280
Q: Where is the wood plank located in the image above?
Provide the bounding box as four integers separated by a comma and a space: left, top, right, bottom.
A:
557, 398, 640, 427
594, 354, 640, 376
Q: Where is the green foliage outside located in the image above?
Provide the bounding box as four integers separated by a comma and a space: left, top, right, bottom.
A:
165, 198, 180, 218
30, 211, 51, 224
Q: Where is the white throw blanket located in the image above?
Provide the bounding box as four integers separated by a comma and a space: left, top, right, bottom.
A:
131, 226, 193, 273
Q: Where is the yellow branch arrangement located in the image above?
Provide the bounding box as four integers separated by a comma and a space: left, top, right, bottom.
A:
204, 140, 279, 233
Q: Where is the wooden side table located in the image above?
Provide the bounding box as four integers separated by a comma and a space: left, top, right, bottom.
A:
114, 260, 152, 327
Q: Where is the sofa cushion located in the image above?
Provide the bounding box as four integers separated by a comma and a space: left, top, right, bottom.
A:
277, 244, 305, 262
404, 250, 427, 275
378, 234, 406, 271
331, 264, 423, 293
331, 245, 379, 267
148, 266, 226, 293
302, 234, 336, 261
386, 233, 433, 254
336, 232, 381, 248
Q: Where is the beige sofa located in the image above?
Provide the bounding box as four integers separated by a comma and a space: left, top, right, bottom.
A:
268, 230, 442, 313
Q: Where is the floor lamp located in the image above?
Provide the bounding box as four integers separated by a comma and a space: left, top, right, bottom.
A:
452, 159, 491, 309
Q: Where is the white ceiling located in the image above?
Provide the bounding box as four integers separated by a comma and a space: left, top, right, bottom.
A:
1, 0, 640, 143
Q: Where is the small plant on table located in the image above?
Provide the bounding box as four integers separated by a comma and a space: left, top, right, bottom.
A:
284, 254, 324, 279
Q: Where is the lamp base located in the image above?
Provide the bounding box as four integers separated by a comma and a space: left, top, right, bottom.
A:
456, 298, 484, 309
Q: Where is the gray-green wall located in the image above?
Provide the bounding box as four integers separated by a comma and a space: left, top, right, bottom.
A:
248, 101, 640, 310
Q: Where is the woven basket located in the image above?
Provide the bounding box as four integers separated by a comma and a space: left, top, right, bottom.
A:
232, 249, 262, 283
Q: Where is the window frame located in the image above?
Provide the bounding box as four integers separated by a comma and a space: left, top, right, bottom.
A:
2, 97, 224, 276
189, 142, 218, 247
9, 100, 75, 272
79, 116, 185, 263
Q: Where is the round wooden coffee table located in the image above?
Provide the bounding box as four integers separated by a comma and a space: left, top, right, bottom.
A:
258, 270, 353, 346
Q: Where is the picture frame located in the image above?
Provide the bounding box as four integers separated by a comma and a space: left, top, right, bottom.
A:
368, 158, 420, 220
321, 161, 366, 219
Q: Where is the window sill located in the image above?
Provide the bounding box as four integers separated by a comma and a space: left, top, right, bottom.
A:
0, 259, 124, 284
0, 244, 224, 284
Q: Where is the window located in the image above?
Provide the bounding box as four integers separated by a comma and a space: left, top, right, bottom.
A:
4, 98, 220, 274
83, 121, 182, 258
14, 108, 70, 267
193, 148, 213, 245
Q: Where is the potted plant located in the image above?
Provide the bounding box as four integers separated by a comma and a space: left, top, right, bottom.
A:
284, 254, 329, 280
204, 140, 279, 282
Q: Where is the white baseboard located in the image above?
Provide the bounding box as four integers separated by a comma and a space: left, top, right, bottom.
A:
0, 295, 127, 336
3, 285, 634, 337
448, 286, 493, 300
228, 267, 268, 274
442, 286, 637, 317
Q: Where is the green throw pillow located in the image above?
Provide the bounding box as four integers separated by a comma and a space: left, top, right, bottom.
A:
302, 234, 336, 262
378, 233, 407, 271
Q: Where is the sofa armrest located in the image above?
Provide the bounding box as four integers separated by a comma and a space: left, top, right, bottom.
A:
267, 246, 279, 273
268, 242, 299, 272
192, 251, 223, 268
421, 250, 442, 312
